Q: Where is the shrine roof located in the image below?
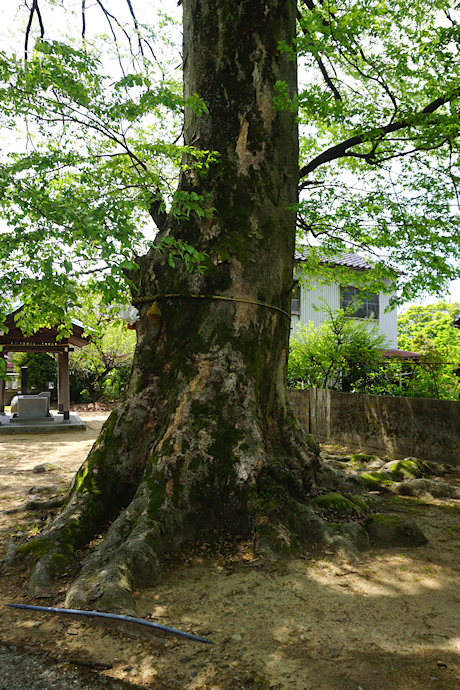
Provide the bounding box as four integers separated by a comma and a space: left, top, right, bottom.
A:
0, 305, 91, 352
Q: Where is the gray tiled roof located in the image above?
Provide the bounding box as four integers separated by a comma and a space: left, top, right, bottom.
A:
294, 250, 372, 271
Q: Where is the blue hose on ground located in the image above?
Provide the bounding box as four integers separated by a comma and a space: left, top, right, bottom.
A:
5, 603, 213, 644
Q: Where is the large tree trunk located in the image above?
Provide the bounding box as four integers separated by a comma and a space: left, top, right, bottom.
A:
13, 0, 324, 614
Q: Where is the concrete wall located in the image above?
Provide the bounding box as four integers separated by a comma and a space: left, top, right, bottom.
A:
288, 388, 310, 433
288, 388, 460, 465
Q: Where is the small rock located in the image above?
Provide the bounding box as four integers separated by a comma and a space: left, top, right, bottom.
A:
32, 463, 62, 474
27, 485, 57, 495
393, 478, 460, 499
367, 459, 386, 470
437, 660, 447, 668
381, 459, 422, 481
365, 513, 428, 547
231, 633, 243, 641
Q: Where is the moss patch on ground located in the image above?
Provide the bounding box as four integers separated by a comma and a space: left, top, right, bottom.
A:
349, 453, 378, 467
312, 492, 365, 515
358, 471, 395, 491
382, 459, 427, 481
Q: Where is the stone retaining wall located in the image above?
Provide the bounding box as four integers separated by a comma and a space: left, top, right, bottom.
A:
288, 388, 460, 465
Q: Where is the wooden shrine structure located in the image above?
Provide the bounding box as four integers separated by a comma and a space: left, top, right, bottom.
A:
0, 306, 91, 420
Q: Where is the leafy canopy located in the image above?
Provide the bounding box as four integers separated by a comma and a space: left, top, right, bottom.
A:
347, 354, 460, 400
70, 322, 136, 403
294, 0, 460, 301
398, 301, 460, 362
289, 300, 460, 399
0, 6, 211, 332
14, 351, 56, 391
1, 0, 460, 332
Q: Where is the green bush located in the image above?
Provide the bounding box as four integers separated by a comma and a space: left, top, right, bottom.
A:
70, 324, 134, 403
358, 356, 460, 400
15, 352, 56, 392
288, 301, 460, 400
288, 305, 387, 391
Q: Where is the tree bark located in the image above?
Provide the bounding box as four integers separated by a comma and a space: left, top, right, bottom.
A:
12, 0, 323, 614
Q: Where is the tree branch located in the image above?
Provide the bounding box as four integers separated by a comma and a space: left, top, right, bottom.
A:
301, 0, 318, 13
25, 0, 45, 62
124, 0, 145, 58
299, 89, 460, 180
148, 195, 167, 230
297, 8, 342, 101
12, 80, 170, 230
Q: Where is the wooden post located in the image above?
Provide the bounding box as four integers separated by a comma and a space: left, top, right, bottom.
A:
57, 350, 72, 418
0, 353, 6, 415
61, 349, 70, 420
57, 352, 64, 413
20, 366, 28, 395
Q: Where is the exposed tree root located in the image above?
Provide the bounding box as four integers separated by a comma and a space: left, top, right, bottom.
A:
1, 350, 374, 614
5, 496, 65, 514
3, 434, 374, 615
65, 485, 162, 615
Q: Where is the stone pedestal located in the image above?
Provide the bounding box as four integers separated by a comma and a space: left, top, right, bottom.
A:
11, 395, 50, 421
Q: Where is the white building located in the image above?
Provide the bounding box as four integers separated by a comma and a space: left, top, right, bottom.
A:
290, 252, 398, 349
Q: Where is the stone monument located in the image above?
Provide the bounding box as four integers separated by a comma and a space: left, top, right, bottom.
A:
11, 367, 52, 422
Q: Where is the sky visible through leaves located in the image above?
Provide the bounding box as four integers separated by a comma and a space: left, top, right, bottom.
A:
0, 0, 459, 312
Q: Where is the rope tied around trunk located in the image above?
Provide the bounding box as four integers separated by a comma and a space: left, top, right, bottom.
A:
131, 293, 291, 321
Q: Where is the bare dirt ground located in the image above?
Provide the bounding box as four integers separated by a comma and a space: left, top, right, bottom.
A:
0, 412, 459, 690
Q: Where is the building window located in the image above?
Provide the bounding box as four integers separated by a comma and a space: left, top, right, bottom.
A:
291, 281, 300, 315
340, 286, 379, 320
